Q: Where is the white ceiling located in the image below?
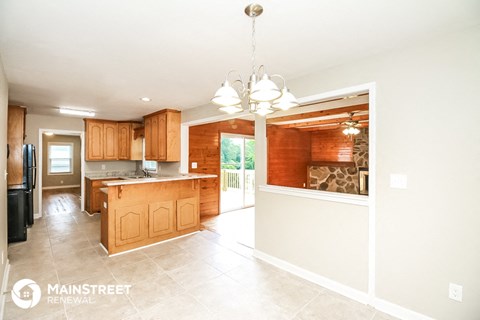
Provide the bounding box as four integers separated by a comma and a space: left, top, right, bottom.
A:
0, 0, 479, 121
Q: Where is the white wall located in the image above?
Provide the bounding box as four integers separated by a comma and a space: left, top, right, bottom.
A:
0, 55, 9, 306
183, 26, 480, 320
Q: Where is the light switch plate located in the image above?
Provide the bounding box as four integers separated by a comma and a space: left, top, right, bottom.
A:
191, 162, 198, 169
390, 174, 407, 189
449, 283, 463, 302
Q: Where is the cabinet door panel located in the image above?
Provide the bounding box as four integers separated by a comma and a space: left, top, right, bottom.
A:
149, 201, 174, 237
157, 113, 167, 160
150, 115, 159, 160
118, 123, 131, 160
104, 122, 118, 160
87, 121, 104, 160
115, 204, 147, 246
176, 197, 198, 231
92, 188, 103, 213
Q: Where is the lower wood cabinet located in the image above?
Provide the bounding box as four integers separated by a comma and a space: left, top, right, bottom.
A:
115, 204, 148, 246
85, 177, 121, 214
177, 197, 198, 231
149, 201, 175, 237
102, 179, 201, 255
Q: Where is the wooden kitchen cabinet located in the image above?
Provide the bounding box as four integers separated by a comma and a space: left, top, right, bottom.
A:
176, 197, 198, 231
144, 109, 180, 162
148, 200, 175, 237
118, 122, 143, 160
7, 106, 26, 186
85, 119, 118, 160
115, 204, 148, 246
85, 177, 120, 213
103, 122, 118, 160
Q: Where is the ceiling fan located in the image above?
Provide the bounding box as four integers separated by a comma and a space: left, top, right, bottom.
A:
341, 112, 361, 137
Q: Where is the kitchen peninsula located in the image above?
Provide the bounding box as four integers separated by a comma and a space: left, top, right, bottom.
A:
99, 173, 215, 255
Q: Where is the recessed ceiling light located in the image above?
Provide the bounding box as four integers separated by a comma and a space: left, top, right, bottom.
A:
44, 132, 54, 136
59, 107, 95, 117
140, 97, 152, 102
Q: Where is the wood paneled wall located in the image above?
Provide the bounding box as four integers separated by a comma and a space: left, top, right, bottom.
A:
311, 129, 353, 163
267, 125, 311, 188
189, 119, 254, 216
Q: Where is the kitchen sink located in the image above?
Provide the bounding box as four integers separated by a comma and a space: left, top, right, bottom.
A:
121, 176, 156, 180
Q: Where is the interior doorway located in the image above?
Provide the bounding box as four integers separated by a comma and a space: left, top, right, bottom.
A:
38, 129, 85, 218
220, 134, 255, 213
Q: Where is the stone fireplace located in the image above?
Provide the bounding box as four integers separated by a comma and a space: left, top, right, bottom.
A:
308, 128, 369, 195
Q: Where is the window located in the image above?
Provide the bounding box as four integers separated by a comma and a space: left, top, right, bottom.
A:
48, 143, 73, 175
142, 139, 157, 173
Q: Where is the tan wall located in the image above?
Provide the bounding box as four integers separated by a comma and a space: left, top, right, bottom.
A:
0, 55, 9, 300
42, 134, 81, 187
183, 26, 480, 320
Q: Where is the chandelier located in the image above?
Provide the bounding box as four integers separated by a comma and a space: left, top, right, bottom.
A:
342, 112, 361, 138
211, 3, 299, 116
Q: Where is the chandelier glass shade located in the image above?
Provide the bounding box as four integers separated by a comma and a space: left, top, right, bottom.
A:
211, 3, 299, 115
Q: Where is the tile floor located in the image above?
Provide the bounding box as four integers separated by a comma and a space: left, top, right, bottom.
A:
5, 195, 398, 320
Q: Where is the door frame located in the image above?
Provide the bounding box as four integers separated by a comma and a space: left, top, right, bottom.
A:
219, 133, 255, 213
37, 128, 85, 218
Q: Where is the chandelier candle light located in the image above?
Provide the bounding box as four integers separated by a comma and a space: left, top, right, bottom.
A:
212, 3, 299, 116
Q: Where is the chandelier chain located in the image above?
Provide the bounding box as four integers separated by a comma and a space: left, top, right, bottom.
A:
251, 16, 256, 75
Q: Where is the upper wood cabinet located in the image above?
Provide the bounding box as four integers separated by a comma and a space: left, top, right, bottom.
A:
7, 106, 26, 186
144, 109, 180, 162
118, 122, 143, 161
85, 119, 142, 161
103, 122, 118, 160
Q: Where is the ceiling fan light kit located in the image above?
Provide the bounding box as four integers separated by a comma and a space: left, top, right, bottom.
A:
212, 3, 299, 115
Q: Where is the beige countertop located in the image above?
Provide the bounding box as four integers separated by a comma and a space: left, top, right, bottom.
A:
102, 173, 217, 186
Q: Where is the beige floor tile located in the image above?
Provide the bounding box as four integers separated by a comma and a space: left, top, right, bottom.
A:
188, 275, 251, 313
4, 295, 65, 320
167, 260, 222, 290
110, 258, 165, 285
56, 258, 111, 285
247, 272, 322, 317
198, 229, 221, 240
294, 291, 375, 320
151, 249, 197, 271
128, 274, 185, 310
225, 258, 286, 287
50, 238, 93, 258
140, 241, 182, 258
65, 293, 137, 320
139, 293, 215, 320
8, 244, 53, 266
203, 250, 250, 273
103, 250, 148, 268
183, 241, 226, 260
53, 247, 103, 269
7, 266, 58, 293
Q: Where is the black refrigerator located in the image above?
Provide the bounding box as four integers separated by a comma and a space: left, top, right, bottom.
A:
7, 144, 36, 243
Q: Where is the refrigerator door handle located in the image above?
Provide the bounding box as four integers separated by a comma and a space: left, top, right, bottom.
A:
33, 167, 37, 189
7, 144, 9, 159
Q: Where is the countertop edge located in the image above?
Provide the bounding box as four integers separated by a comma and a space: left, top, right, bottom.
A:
102, 174, 217, 186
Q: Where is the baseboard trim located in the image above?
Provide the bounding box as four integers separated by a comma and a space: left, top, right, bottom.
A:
253, 249, 435, 320
253, 249, 369, 304
0, 260, 11, 320
374, 298, 436, 320
42, 184, 80, 190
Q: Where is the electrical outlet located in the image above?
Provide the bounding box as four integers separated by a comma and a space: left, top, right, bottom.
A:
449, 283, 463, 302
390, 173, 408, 189
101, 164, 106, 170
191, 162, 197, 169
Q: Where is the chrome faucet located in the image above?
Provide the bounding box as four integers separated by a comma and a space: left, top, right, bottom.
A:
142, 168, 151, 178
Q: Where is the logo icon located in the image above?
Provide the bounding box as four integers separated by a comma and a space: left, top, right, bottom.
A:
11, 279, 41, 309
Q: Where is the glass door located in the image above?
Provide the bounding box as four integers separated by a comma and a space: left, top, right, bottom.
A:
220, 134, 255, 213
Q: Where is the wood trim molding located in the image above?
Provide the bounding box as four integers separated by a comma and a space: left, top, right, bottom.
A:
267, 104, 369, 124
258, 184, 368, 206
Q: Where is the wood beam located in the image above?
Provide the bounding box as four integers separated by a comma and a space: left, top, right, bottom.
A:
266, 103, 369, 124
278, 114, 369, 129
298, 122, 369, 132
